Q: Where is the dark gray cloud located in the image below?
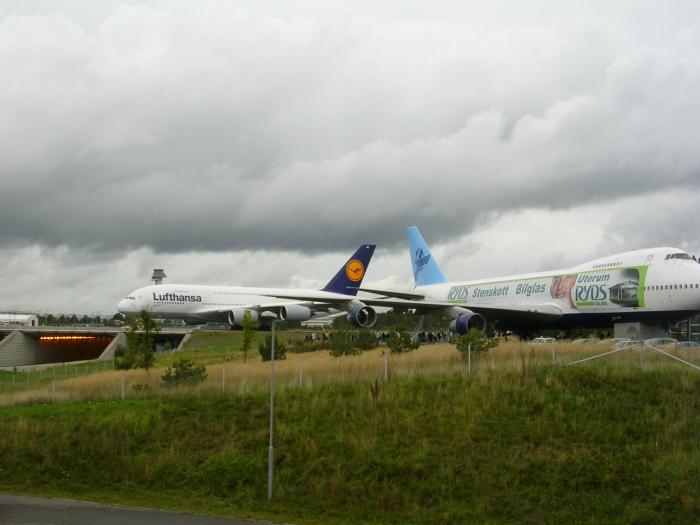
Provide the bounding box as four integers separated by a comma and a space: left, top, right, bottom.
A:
1, 2, 699, 255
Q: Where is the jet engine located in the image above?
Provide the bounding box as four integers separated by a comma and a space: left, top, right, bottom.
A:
227, 308, 259, 328
279, 304, 312, 322
449, 311, 487, 333
346, 304, 377, 328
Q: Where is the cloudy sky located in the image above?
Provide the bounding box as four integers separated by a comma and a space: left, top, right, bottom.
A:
1, 0, 699, 314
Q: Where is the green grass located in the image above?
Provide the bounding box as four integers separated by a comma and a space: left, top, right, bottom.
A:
0, 366, 699, 524
0, 361, 113, 393
154, 330, 257, 367
154, 330, 313, 367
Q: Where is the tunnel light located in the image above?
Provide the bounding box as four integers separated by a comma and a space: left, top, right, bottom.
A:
39, 336, 98, 341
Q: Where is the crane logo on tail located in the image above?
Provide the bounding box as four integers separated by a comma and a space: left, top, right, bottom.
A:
345, 259, 365, 282
414, 248, 431, 272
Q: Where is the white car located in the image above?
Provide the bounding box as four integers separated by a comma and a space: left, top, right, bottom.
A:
529, 337, 557, 344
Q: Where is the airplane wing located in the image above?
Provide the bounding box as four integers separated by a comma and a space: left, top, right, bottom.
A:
354, 296, 564, 322
257, 290, 365, 303
357, 287, 426, 300
208, 293, 367, 316
261, 291, 562, 322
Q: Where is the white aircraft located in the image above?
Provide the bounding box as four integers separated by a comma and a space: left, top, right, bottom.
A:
117, 245, 379, 328
360, 227, 700, 335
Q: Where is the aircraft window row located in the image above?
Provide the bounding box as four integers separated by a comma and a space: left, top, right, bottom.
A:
593, 261, 621, 269
665, 253, 691, 260
644, 284, 699, 291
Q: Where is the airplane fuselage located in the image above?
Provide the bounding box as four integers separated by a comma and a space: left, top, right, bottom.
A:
118, 284, 347, 322
415, 247, 700, 329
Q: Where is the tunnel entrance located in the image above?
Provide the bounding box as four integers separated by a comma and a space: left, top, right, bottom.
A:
34, 334, 115, 364
0, 328, 191, 368
153, 333, 186, 353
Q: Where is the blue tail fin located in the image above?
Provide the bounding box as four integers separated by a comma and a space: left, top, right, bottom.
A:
405, 227, 448, 286
322, 245, 376, 295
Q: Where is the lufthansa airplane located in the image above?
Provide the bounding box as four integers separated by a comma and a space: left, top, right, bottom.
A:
359, 227, 700, 334
117, 245, 379, 328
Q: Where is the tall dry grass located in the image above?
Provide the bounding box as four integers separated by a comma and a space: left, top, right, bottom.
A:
2, 339, 698, 406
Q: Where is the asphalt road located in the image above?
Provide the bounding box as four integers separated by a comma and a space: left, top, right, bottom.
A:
0, 494, 270, 525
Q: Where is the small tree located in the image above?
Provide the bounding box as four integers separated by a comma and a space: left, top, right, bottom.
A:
162, 358, 207, 386
240, 310, 259, 362
452, 328, 498, 362
258, 334, 287, 361
329, 329, 359, 357
385, 331, 419, 355
120, 309, 159, 370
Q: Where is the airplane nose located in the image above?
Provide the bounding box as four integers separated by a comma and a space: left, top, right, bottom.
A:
117, 299, 131, 313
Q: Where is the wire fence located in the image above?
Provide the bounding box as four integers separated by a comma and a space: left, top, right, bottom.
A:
1, 340, 699, 406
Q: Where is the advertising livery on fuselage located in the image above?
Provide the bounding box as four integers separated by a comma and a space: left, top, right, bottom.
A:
442, 266, 647, 312
361, 228, 700, 333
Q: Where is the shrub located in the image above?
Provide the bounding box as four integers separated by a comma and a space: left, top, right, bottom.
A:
385, 331, 419, 355
329, 330, 359, 357
452, 329, 498, 361
287, 341, 326, 354
354, 330, 378, 350
258, 335, 287, 361
162, 358, 207, 387
113, 345, 134, 370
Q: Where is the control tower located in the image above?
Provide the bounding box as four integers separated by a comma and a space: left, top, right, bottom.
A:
151, 269, 167, 285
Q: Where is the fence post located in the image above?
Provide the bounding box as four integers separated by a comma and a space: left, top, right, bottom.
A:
552, 340, 556, 367
12, 373, 14, 385
121, 371, 125, 401
640, 341, 644, 369
299, 361, 303, 388
468, 343, 471, 374
27, 371, 30, 384
221, 367, 226, 393
383, 351, 388, 382
51, 380, 56, 403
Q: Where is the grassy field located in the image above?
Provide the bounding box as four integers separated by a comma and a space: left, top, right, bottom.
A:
1, 335, 699, 405
0, 335, 699, 524
0, 329, 312, 397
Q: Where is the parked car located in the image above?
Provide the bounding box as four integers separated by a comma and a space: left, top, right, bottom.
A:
529, 337, 556, 344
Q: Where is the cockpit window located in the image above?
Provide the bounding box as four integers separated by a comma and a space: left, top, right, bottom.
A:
125, 296, 135, 300
665, 253, 690, 260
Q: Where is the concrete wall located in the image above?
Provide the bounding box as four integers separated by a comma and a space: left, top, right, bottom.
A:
99, 333, 126, 360
0, 331, 42, 367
